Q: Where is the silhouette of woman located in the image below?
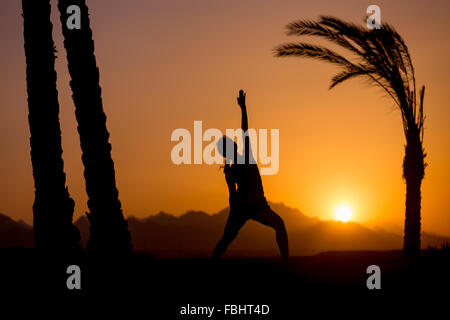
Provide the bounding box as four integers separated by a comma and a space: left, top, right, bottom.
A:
213, 90, 289, 259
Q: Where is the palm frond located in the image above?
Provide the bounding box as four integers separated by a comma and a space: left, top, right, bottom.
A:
330, 68, 374, 89
274, 43, 355, 68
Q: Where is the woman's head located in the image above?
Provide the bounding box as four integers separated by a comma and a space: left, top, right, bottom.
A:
217, 135, 238, 162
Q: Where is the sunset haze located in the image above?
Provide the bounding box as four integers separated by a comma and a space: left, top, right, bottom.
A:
1, 0, 449, 238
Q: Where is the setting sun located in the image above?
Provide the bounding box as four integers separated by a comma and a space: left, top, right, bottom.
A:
335, 205, 353, 222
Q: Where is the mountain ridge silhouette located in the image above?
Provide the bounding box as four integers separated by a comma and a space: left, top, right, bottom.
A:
1, 203, 448, 256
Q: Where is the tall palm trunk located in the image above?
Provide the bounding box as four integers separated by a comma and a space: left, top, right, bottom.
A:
403, 129, 425, 255
57, 0, 131, 254
22, 0, 81, 253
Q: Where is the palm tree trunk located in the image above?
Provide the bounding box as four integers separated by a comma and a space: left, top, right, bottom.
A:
403, 130, 425, 256
22, 0, 81, 253
57, 0, 131, 254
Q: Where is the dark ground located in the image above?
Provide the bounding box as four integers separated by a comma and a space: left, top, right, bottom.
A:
1, 248, 448, 316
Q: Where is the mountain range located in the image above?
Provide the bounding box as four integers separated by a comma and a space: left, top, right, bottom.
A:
1, 203, 448, 257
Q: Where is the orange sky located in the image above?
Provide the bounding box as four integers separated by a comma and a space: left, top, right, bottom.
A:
0, 0, 449, 236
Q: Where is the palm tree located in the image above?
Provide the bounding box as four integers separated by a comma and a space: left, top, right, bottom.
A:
57, 0, 132, 255
22, 0, 81, 253
275, 16, 426, 256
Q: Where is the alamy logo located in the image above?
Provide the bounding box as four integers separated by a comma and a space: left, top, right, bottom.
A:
170, 121, 279, 175
66, 265, 81, 290
366, 265, 381, 289
366, 5, 381, 30
66, 5, 81, 30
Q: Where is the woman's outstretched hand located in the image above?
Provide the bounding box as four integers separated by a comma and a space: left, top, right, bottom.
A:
237, 89, 246, 109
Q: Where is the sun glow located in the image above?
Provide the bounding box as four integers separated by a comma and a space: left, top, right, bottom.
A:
335, 205, 352, 222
